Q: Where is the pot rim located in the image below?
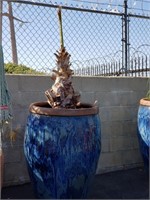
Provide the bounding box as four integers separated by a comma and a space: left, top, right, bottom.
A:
140, 98, 150, 107
29, 101, 99, 116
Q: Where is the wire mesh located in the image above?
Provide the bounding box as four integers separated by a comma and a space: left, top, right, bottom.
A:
1, 0, 150, 76
128, 16, 150, 77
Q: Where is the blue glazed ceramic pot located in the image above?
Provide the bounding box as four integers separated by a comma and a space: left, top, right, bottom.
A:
24, 102, 101, 199
137, 98, 150, 170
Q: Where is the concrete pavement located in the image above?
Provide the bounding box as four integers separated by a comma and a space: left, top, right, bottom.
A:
1, 167, 149, 199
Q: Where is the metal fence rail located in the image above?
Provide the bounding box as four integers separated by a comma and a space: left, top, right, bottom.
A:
74, 55, 150, 77
1, 0, 150, 77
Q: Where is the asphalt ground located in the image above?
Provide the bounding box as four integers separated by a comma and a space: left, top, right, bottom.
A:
1, 167, 149, 199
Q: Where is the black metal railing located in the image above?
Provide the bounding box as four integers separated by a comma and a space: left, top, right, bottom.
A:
73, 55, 150, 77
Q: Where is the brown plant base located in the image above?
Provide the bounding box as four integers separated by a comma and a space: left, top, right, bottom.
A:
45, 46, 80, 109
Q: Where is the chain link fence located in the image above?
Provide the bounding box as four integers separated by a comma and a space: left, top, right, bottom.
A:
1, 0, 150, 76
128, 15, 150, 77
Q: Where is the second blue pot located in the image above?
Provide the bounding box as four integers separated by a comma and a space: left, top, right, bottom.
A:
137, 98, 150, 170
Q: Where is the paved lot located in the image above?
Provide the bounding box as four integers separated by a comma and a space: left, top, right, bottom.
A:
1, 167, 149, 199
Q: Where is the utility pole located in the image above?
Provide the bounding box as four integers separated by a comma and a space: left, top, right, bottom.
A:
122, 0, 129, 76
2, 2, 28, 64
8, 1, 18, 65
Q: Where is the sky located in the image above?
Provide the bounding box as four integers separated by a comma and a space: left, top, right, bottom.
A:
1, 0, 150, 73
16, 0, 150, 15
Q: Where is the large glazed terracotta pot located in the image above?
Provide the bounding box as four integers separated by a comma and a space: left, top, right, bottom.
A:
137, 98, 150, 170
24, 102, 101, 199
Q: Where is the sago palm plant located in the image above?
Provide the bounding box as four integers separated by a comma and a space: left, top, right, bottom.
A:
45, 7, 80, 108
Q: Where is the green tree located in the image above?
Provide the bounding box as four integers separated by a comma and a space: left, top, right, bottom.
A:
4, 63, 44, 74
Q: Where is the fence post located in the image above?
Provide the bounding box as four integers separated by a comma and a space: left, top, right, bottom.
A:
122, 0, 129, 76
0, 0, 2, 45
